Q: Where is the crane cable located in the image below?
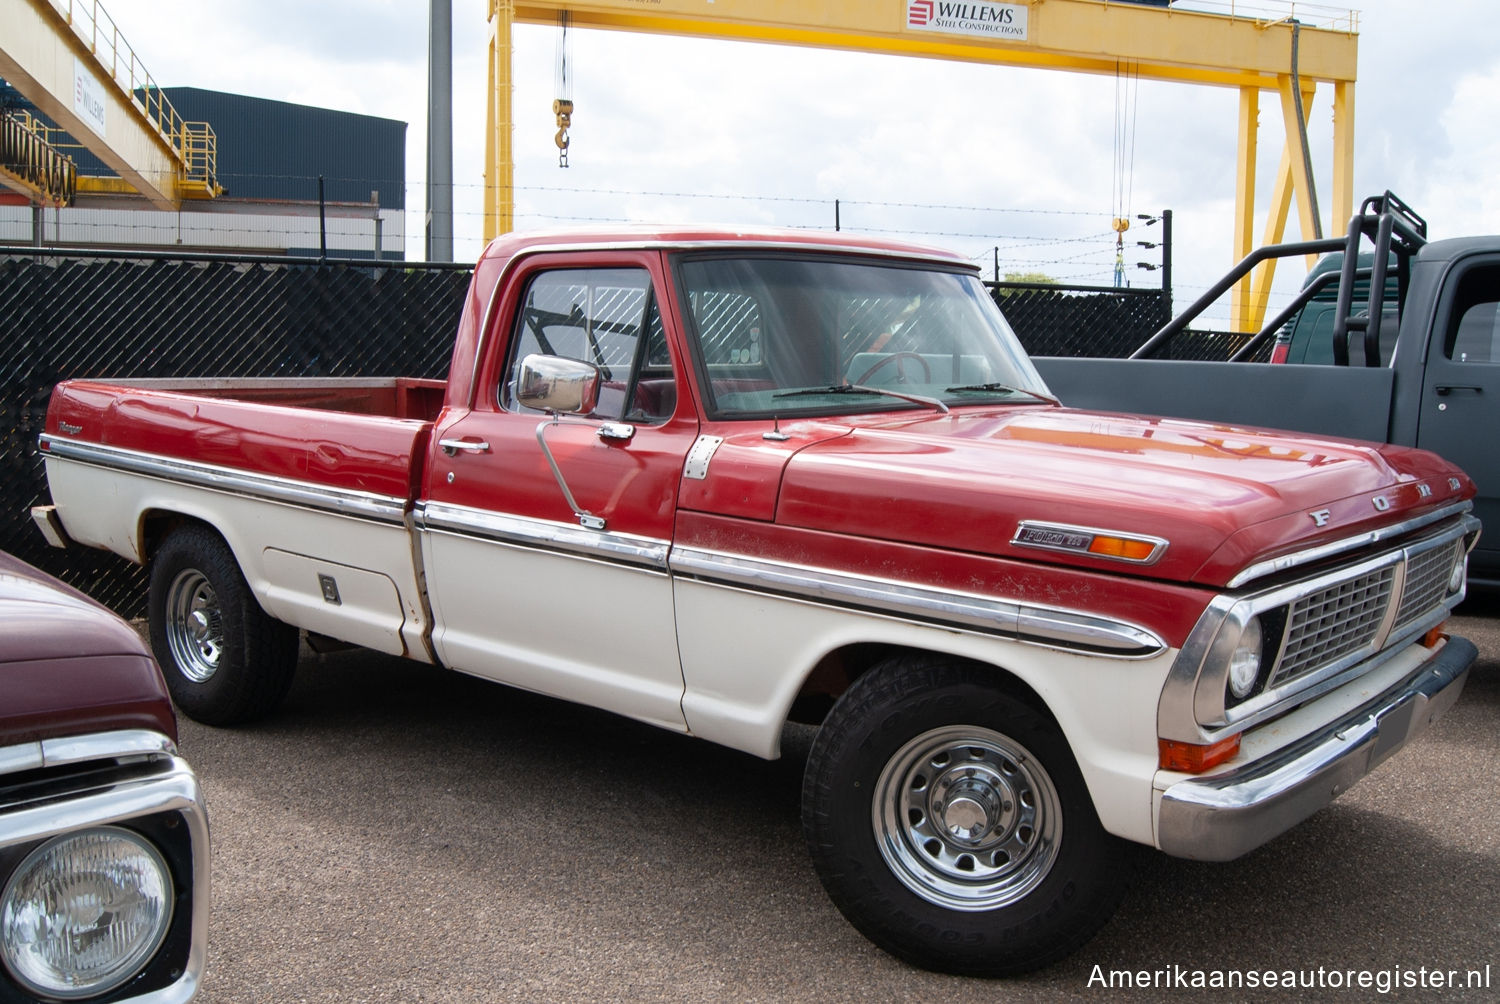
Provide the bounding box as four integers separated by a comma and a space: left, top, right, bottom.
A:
553, 11, 573, 167
1112, 60, 1140, 287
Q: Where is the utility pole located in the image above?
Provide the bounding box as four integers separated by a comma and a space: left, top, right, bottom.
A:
426, 0, 454, 262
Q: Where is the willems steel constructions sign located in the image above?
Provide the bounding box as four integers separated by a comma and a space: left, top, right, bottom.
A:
906, 1, 1029, 40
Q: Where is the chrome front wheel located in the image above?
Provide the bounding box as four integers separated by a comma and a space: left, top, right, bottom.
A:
874, 725, 1062, 912
802, 655, 1129, 976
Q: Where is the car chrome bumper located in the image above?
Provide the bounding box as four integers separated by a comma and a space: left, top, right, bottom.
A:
1157, 635, 1476, 862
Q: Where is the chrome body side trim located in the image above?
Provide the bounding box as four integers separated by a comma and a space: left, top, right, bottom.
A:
669, 546, 1165, 658
41, 435, 409, 525
416, 502, 670, 573
1157, 636, 1474, 861
1226, 500, 1474, 588
0, 729, 210, 1004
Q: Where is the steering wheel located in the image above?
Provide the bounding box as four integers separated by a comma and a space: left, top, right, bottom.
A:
855, 352, 932, 385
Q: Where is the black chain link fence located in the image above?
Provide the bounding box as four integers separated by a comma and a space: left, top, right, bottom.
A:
991, 281, 1259, 360
2, 248, 472, 614
4, 249, 1214, 616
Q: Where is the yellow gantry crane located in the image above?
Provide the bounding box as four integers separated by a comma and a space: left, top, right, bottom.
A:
0, 0, 221, 210
485, 0, 1359, 333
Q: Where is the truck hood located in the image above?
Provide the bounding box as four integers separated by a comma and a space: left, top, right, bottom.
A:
773, 407, 1472, 588
0, 552, 177, 746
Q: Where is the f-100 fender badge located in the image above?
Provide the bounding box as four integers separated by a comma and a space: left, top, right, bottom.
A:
684, 435, 724, 481
1310, 509, 1332, 527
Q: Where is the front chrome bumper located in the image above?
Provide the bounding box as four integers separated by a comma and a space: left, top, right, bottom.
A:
1156, 635, 1476, 862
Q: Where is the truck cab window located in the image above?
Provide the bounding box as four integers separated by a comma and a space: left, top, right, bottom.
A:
503, 268, 676, 422
1445, 264, 1500, 364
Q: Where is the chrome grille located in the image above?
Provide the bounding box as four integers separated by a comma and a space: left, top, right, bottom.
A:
1271, 567, 1395, 687
1394, 540, 1459, 632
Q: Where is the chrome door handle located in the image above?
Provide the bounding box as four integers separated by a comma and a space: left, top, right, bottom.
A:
439, 438, 491, 456
597, 422, 636, 442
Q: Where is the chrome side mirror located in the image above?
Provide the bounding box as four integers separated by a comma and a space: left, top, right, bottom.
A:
517, 354, 601, 415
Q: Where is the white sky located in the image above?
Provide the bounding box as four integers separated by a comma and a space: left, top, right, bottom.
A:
66, 1, 1500, 316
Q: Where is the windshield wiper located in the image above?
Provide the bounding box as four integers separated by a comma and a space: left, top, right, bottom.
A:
774, 384, 949, 414
943, 382, 1058, 405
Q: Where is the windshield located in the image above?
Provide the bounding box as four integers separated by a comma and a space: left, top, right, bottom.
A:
676, 254, 1052, 418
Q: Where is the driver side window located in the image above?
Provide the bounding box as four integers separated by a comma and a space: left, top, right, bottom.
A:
502, 268, 676, 422
1445, 264, 1500, 365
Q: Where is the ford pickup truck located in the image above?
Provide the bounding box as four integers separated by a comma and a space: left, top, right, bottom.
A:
1, 548, 208, 1002
32, 225, 1480, 976
1037, 193, 1500, 584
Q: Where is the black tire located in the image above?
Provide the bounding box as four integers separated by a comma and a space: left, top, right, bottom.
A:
801, 654, 1129, 976
147, 524, 299, 726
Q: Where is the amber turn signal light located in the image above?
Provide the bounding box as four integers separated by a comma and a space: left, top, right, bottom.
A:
1159, 734, 1241, 773
1422, 622, 1448, 649
1087, 535, 1159, 561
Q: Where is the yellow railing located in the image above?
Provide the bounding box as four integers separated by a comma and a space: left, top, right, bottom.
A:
0, 108, 77, 205
1142, 2, 1358, 33
46, 0, 221, 196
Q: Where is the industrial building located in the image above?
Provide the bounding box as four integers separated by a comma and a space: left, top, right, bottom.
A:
1, 84, 406, 259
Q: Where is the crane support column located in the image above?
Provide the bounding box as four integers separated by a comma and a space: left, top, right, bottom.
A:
485, 0, 516, 239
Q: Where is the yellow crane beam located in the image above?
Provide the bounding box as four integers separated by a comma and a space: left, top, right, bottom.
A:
0, 0, 220, 209
485, 1, 1359, 334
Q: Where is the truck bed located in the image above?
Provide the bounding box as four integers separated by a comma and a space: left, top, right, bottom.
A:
45, 377, 443, 502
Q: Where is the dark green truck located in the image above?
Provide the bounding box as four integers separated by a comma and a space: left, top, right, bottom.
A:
1036, 193, 1499, 585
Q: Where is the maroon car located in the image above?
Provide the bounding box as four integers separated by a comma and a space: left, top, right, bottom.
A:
0, 550, 207, 1002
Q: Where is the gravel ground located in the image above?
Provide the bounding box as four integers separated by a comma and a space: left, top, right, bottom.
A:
176, 592, 1500, 1002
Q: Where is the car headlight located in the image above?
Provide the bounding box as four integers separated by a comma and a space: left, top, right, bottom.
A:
1, 826, 174, 1000
1226, 615, 1263, 701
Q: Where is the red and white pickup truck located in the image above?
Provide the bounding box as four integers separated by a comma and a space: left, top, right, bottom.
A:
33, 226, 1481, 975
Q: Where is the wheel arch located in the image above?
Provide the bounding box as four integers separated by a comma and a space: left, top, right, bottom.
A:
786, 641, 1059, 734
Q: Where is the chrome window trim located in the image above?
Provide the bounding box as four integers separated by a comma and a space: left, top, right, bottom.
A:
417, 501, 670, 573
41, 436, 409, 525
1226, 500, 1474, 588
1160, 515, 1478, 743
669, 546, 1165, 658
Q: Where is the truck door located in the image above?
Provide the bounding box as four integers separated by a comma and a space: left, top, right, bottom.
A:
1417, 256, 1500, 579
421, 255, 700, 732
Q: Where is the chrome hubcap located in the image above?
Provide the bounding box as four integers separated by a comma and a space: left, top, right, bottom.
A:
165, 569, 223, 684
873, 725, 1062, 912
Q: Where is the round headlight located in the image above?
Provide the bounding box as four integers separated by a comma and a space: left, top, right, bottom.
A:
1227, 616, 1263, 701
1, 826, 174, 1000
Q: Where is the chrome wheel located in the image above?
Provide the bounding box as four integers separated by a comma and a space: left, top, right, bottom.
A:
164, 569, 223, 684
873, 725, 1062, 912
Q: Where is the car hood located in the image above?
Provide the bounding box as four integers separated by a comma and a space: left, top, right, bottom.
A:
773, 407, 1473, 587
0, 552, 176, 746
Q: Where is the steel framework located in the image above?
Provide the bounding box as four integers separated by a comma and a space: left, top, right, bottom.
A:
484, 0, 1359, 332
